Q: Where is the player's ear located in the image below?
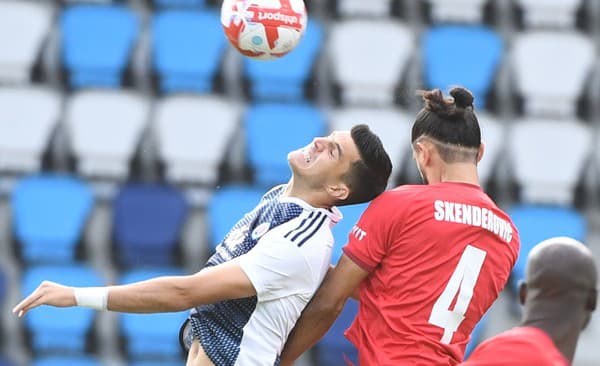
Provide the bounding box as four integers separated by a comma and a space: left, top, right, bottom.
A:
586, 288, 597, 312
414, 141, 430, 165
518, 281, 527, 306
327, 183, 350, 202
477, 142, 485, 163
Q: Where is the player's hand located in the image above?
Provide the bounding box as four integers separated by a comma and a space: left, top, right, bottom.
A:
12, 281, 76, 318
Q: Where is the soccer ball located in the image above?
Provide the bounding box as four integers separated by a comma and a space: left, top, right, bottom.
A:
221, 0, 308, 60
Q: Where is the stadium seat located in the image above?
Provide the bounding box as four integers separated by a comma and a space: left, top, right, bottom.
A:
334, 0, 393, 17
508, 118, 592, 205
0, 87, 61, 175
515, 0, 583, 28
206, 185, 265, 251
423, 25, 503, 109
477, 113, 505, 186
465, 311, 489, 359
331, 202, 370, 263
425, 0, 489, 23
61, 4, 139, 88
154, 95, 241, 186
0, 266, 6, 307
512, 31, 594, 118
129, 362, 182, 366
119, 268, 188, 361
508, 204, 587, 292
328, 108, 412, 186
152, 9, 225, 94
65, 90, 150, 181
113, 183, 188, 267
32, 357, 102, 366
243, 19, 324, 102
315, 299, 359, 366
245, 103, 326, 187
329, 20, 414, 106
0, 356, 13, 366
12, 174, 93, 264
22, 265, 103, 353
0, 1, 53, 84
154, 0, 206, 7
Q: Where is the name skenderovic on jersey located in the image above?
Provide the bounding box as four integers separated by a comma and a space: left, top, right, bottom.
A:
184, 185, 341, 366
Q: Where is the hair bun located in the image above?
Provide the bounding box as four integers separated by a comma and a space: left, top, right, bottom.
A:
449, 87, 474, 109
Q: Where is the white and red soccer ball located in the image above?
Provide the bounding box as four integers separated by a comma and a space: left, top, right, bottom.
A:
221, 0, 308, 60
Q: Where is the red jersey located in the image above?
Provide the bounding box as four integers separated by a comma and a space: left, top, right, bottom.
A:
460, 326, 569, 365
343, 182, 520, 365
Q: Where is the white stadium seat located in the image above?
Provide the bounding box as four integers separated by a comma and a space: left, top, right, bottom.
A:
329, 107, 413, 186
426, 0, 489, 23
477, 113, 505, 185
0, 87, 61, 173
329, 20, 414, 106
508, 118, 592, 205
65, 90, 150, 180
154, 95, 241, 187
515, 0, 583, 28
0, 1, 53, 84
337, 0, 393, 18
512, 31, 594, 119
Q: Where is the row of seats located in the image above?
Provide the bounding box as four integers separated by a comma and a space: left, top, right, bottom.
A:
1, 2, 597, 118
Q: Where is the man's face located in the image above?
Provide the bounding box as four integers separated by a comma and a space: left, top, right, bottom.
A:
288, 131, 361, 190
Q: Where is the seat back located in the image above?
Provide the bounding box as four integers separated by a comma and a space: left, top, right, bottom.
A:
22, 265, 103, 353
154, 0, 206, 7
206, 185, 265, 251
477, 113, 505, 185
335, 0, 392, 17
244, 19, 324, 102
32, 357, 102, 366
427, 0, 489, 23
423, 25, 503, 109
12, 175, 93, 264
65, 90, 150, 180
152, 10, 224, 94
512, 31, 594, 118
0, 1, 53, 83
329, 20, 414, 106
515, 0, 583, 28
0, 87, 61, 174
245, 103, 326, 187
120, 268, 188, 360
154, 95, 240, 185
113, 183, 188, 267
61, 4, 139, 88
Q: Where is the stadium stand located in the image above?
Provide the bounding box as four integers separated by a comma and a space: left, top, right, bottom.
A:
21, 265, 103, 354
152, 9, 225, 94
61, 4, 139, 89
244, 103, 326, 187
332, 0, 394, 18
514, 0, 584, 28
0, 1, 53, 84
12, 175, 94, 264
476, 113, 504, 187
243, 19, 324, 102
0, 356, 12, 366
119, 268, 188, 361
425, 0, 490, 23
0, 87, 61, 176
65, 90, 150, 181
113, 183, 188, 267
154, 0, 207, 8
422, 25, 503, 109
31, 357, 102, 366
328, 19, 414, 106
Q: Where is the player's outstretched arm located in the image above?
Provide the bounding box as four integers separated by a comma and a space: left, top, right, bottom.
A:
13, 260, 256, 317
279, 254, 369, 366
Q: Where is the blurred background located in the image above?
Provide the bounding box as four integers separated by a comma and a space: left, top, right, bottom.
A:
0, 0, 599, 365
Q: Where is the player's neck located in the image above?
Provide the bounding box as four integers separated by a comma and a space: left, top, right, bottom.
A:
284, 179, 331, 208
429, 163, 480, 186
522, 306, 582, 362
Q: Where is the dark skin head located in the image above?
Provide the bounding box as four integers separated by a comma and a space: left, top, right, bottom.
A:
519, 237, 598, 362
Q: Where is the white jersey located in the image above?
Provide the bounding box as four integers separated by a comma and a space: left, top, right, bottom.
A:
182, 185, 341, 366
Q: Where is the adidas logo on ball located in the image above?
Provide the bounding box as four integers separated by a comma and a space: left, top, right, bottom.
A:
257, 12, 298, 24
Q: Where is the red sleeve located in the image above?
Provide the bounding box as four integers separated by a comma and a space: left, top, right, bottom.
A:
342, 192, 401, 272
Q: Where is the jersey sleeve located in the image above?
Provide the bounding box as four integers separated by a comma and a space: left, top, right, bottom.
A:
342, 193, 401, 272
238, 235, 313, 302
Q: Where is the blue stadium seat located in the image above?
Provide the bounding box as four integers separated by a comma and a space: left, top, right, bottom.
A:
245, 103, 326, 187
22, 265, 103, 354
119, 268, 188, 361
32, 357, 101, 366
154, 0, 206, 7
61, 4, 139, 88
331, 203, 369, 264
113, 183, 188, 267
0, 266, 6, 306
315, 299, 359, 366
244, 19, 324, 102
422, 25, 503, 109
206, 185, 265, 252
0, 356, 13, 366
152, 10, 225, 94
130, 362, 182, 366
12, 175, 93, 264
508, 204, 587, 292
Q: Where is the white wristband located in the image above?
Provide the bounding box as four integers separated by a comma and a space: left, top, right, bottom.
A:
74, 287, 109, 311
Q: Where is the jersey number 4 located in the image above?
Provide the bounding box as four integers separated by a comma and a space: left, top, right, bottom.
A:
428, 245, 487, 344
